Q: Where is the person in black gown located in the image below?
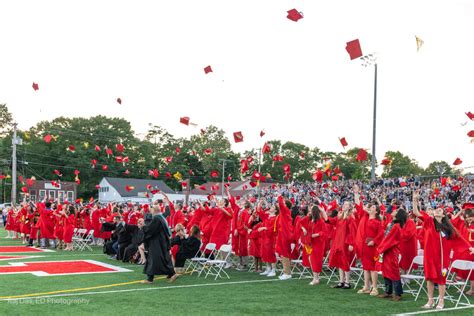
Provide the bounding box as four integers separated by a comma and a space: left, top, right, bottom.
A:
141, 204, 177, 284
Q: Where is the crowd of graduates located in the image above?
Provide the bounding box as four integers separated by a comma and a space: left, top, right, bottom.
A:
3, 176, 474, 310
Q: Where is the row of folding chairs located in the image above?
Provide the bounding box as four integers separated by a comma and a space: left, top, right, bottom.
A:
72, 228, 94, 251
185, 243, 233, 280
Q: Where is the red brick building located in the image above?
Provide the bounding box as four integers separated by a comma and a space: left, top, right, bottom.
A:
23, 181, 78, 203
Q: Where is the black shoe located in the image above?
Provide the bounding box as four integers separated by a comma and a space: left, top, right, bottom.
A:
343, 283, 351, 289
332, 282, 344, 288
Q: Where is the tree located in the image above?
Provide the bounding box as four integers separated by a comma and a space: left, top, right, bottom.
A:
381, 151, 423, 178
424, 161, 458, 176
0, 104, 13, 137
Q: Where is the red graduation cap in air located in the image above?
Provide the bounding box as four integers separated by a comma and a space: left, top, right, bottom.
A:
466, 112, 474, 121
165, 172, 172, 178
210, 170, 219, 178
91, 159, 97, 168
105, 148, 113, 157
116, 144, 124, 153
204, 148, 213, 155
346, 39, 363, 60
116, 98, 122, 105
180, 117, 190, 125
43, 134, 52, 144
468, 130, 474, 137
233, 131, 244, 143
453, 158, 462, 166
68, 145, 76, 153
356, 149, 368, 161
283, 164, 291, 174
262, 142, 271, 154
381, 158, 391, 165
204, 65, 213, 74
240, 159, 249, 174
102, 165, 109, 171
339, 137, 348, 148
32, 82, 39, 91
125, 185, 134, 192
287, 9, 303, 22
260, 130, 265, 137
95, 145, 101, 151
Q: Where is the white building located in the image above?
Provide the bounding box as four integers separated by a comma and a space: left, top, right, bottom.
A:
98, 177, 176, 204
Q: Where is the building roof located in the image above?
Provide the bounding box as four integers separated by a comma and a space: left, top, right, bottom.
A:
190, 180, 273, 196
103, 177, 175, 197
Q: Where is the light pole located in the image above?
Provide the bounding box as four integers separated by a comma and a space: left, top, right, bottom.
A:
361, 54, 378, 181
219, 159, 233, 198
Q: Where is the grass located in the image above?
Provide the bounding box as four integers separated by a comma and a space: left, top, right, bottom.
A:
0, 229, 472, 316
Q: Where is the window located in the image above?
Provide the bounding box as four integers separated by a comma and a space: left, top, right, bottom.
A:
67, 191, 74, 202
39, 190, 46, 201
58, 191, 65, 203
48, 190, 56, 200
30, 194, 36, 203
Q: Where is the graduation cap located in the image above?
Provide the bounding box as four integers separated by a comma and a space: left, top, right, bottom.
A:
32, 82, 39, 91
468, 130, 474, 137
462, 202, 474, 210
26, 177, 35, 187
227, 175, 232, 181
339, 137, 348, 148
211, 184, 219, 191
453, 158, 462, 166
260, 130, 265, 137
283, 164, 291, 174
54, 169, 63, 177
95, 185, 101, 189
125, 185, 135, 192
74, 169, 80, 176
252, 170, 261, 180
117, 98, 122, 105
204, 65, 213, 74
105, 148, 113, 157
180, 117, 190, 125
165, 172, 172, 178
173, 172, 182, 181
346, 39, 363, 60
115, 156, 123, 163
116, 144, 124, 153
262, 142, 271, 154
204, 148, 213, 155
287, 9, 303, 22
124, 169, 130, 175
210, 170, 219, 178
181, 182, 188, 189
21, 186, 28, 193
94, 145, 101, 151
67, 145, 76, 153
102, 165, 109, 171
272, 154, 283, 162
415, 35, 424, 52
91, 159, 97, 168
240, 159, 249, 174
165, 156, 173, 163
466, 112, 474, 120
175, 147, 181, 154
43, 134, 52, 144
195, 184, 207, 191
188, 169, 194, 176
75, 178, 81, 185
148, 169, 159, 178
356, 149, 368, 161
381, 158, 391, 165
299, 152, 305, 160
249, 181, 257, 188
233, 131, 244, 143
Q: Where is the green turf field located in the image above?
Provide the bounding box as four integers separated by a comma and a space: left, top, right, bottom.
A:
0, 230, 472, 316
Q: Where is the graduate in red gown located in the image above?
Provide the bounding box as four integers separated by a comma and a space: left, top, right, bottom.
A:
257, 201, 278, 277
232, 198, 251, 270
294, 207, 311, 268
62, 205, 76, 251
207, 196, 233, 250
275, 195, 294, 280
399, 215, 418, 273
354, 185, 384, 295
304, 203, 328, 285
247, 208, 263, 273
328, 200, 357, 289
412, 191, 474, 310
5, 207, 16, 238
450, 203, 474, 296
38, 201, 56, 248
377, 206, 407, 301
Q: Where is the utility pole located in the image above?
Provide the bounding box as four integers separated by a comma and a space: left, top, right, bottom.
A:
371, 63, 378, 181
11, 123, 18, 206
219, 159, 233, 198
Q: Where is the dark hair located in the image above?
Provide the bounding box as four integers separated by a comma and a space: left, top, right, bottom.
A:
223, 198, 230, 207
393, 207, 407, 228
190, 225, 201, 239
368, 203, 382, 221
244, 201, 251, 209
274, 203, 280, 215
434, 213, 457, 239
310, 204, 321, 222
45, 201, 52, 208
68, 205, 75, 215
285, 199, 292, 209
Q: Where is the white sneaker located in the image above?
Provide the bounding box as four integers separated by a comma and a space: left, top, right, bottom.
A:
224, 262, 233, 269
260, 269, 270, 276
267, 270, 276, 277
278, 274, 292, 280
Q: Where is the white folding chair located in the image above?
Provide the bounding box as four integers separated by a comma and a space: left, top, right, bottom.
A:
77, 229, 94, 251
444, 260, 474, 308
319, 250, 332, 280
204, 244, 232, 280
72, 228, 87, 249
350, 256, 364, 288
401, 255, 426, 301
290, 246, 312, 279
187, 242, 215, 275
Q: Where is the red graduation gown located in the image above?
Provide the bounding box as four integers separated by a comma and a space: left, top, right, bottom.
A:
275, 196, 294, 258
451, 217, 474, 281
355, 204, 383, 271
328, 216, 357, 272
308, 219, 328, 273
63, 214, 75, 243
399, 218, 418, 271
377, 223, 401, 281
38, 204, 55, 239
259, 210, 277, 263
208, 207, 233, 249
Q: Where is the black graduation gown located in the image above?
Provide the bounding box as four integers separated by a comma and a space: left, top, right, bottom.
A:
143, 214, 175, 277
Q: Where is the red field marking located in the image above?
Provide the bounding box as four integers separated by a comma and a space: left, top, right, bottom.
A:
0, 246, 53, 253
0, 260, 131, 276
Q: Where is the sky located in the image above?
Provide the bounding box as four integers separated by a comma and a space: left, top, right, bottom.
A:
0, 0, 473, 170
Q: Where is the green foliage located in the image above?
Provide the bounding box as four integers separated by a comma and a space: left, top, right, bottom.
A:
381, 151, 423, 178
